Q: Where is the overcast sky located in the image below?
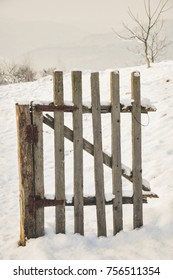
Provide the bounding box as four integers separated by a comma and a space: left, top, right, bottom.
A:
1, 0, 173, 31
1, 0, 173, 69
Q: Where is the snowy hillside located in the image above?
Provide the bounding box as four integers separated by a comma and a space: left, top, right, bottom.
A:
0, 61, 173, 259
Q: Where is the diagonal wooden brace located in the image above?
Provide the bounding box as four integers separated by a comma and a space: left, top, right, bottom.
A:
43, 114, 152, 192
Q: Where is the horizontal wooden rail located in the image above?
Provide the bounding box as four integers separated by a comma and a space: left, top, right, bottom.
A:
82, 104, 156, 114
29, 196, 148, 211
33, 104, 78, 112
30, 103, 156, 114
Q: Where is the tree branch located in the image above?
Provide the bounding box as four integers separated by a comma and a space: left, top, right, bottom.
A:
113, 0, 172, 67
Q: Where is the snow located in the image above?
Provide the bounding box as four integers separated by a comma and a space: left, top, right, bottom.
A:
105, 193, 115, 202
32, 100, 53, 105
142, 178, 151, 191
1, 61, 173, 260
121, 98, 133, 108
134, 71, 140, 77
141, 97, 156, 110
121, 163, 131, 177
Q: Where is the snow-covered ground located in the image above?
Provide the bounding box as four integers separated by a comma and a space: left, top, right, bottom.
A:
0, 61, 173, 260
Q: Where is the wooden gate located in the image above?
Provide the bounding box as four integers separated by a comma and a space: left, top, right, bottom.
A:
16, 71, 157, 246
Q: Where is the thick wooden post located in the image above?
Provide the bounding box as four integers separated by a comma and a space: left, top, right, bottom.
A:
110, 71, 123, 234
72, 71, 84, 235
32, 108, 45, 237
53, 71, 65, 234
91, 72, 107, 237
131, 71, 143, 228
16, 104, 35, 245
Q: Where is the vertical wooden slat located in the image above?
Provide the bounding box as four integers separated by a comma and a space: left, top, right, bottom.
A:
16, 104, 35, 245
72, 71, 84, 235
53, 71, 65, 234
32, 108, 44, 237
91, 72, 107, 237
110, 71, 123, 235
131, 71, 143, 228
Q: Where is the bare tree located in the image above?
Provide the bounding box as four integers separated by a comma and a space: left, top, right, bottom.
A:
148, 21, 171, 62
114, 0, 172, 67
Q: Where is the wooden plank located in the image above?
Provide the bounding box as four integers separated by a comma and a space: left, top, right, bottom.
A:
16, 104, 36, 245
68, 196, 147, 205
43, 114, 150, 191
72, 71, 84, 235
82, 104, 156, 114
34, 104, 78, 112
91, 72, 107, 237
110, 71, 123, 235
32, 108, 44, 237
29, 194, 150, 209
131, 71, 143, 228
53, 71, 65, 234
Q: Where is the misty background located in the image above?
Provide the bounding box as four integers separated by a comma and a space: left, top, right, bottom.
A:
1, 0, 173, 71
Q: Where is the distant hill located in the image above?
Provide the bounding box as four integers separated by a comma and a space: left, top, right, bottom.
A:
0, 19, 173, 71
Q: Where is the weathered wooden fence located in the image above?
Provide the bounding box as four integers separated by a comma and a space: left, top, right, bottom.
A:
16, 71, 157, 246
